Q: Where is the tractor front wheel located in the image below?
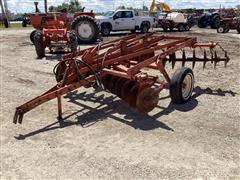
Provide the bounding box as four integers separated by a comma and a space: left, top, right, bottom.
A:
217, 25, 226, 33
30, 30, 37, 44
170, 67, 194, 104
33, 31, 45, 58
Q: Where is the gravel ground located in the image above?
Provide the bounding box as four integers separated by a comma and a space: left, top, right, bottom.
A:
0, 27, 239, 179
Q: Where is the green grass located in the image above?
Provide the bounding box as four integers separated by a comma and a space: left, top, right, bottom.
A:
0, 22, 32, 29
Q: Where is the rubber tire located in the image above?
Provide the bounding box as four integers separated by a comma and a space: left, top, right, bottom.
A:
170, 67, 194, 104
224, 27, 230, 33
217, 26, 225, 33
237, 24, 240, 34
185, 24, 190, 31
101, 24, 111, 36
4, 19, 9, 28
30, 30, 36, 44
71, 15, 99, 44
33, 31, 45, 58
22, 19, 27, 27
140, 23, 149, 34
69, 31, 78, 52
198, 16, 208, 28
210, 16, 220, 29
178, 24, 185, 32
131, 29, 136, 33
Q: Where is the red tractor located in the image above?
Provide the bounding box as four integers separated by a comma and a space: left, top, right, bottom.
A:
32, 13, 78, 58
217, 17, 240, 34
29, 10, 99, 45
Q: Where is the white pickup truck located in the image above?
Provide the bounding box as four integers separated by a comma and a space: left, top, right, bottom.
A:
95, 10, 155, 36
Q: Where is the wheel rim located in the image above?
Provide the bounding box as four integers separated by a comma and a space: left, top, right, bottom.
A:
77, 21, 94, 40
181, 73, 194, 100
218, 27, 224, 33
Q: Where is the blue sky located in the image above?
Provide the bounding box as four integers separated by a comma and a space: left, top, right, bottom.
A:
7, 0, 240, 13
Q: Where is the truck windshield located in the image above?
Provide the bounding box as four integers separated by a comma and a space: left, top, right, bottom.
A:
103, 11, 115, 17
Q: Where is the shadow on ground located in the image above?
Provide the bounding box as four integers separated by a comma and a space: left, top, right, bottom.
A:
15, 86, 237, 140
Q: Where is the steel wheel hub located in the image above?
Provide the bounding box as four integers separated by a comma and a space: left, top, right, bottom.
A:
182, 73, 194, 100
78, 22, 93, 39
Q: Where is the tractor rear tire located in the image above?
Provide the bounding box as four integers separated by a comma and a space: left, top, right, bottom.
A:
198, 17, 208, 28
33, 31, 45, 58
170, 67, 194, 104
210, 16, 221, 29
69, 31, 78, 52
71, 15, 99, 44
30, 30, 36, 44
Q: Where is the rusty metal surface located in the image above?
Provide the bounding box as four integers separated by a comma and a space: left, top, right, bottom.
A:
13, 33, 230, 124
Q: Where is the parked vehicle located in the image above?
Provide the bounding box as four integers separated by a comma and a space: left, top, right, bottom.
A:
157, 12, 194, 32
32, 16, 78, 58
198, 9, 236, 29
96, 10, 154, 36
149, 0, 193, 32
217, 17, 240, 33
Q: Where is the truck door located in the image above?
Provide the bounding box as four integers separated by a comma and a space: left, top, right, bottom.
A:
113, 11, 135, 30
122, 11, 135, 29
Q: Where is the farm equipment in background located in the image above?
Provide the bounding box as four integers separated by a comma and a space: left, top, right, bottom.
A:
149, 0, 194, 32
28, 2, 99, 45
198, 9, 236, 29
13, 33, 230, 124
217, 17, 240, 34
32, 15, 78, 58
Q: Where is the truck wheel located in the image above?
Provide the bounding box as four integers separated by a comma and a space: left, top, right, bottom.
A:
69, 31, 78, 52
33, 31, 45, 58
184, 24, 190, 31
101, 24, 111, 36
178, 24, 185, 32
170, 67, 194, 104
140, 23, 149, 34
217, 25, 225, 33
30, 30, 37, 44
131, 29, 136, 33
71, 15, 99, 44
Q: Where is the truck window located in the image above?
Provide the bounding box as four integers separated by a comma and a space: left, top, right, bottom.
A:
124, 11, 133, 18
114, 11, 122, 19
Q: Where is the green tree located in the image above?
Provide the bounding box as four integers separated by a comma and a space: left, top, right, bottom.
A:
116, 5, 126, 10
48, 0, 82, 13
143, 5, 148, 11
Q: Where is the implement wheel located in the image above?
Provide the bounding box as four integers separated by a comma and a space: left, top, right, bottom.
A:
33, 31, 45, 58
170, 67, 194, 104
